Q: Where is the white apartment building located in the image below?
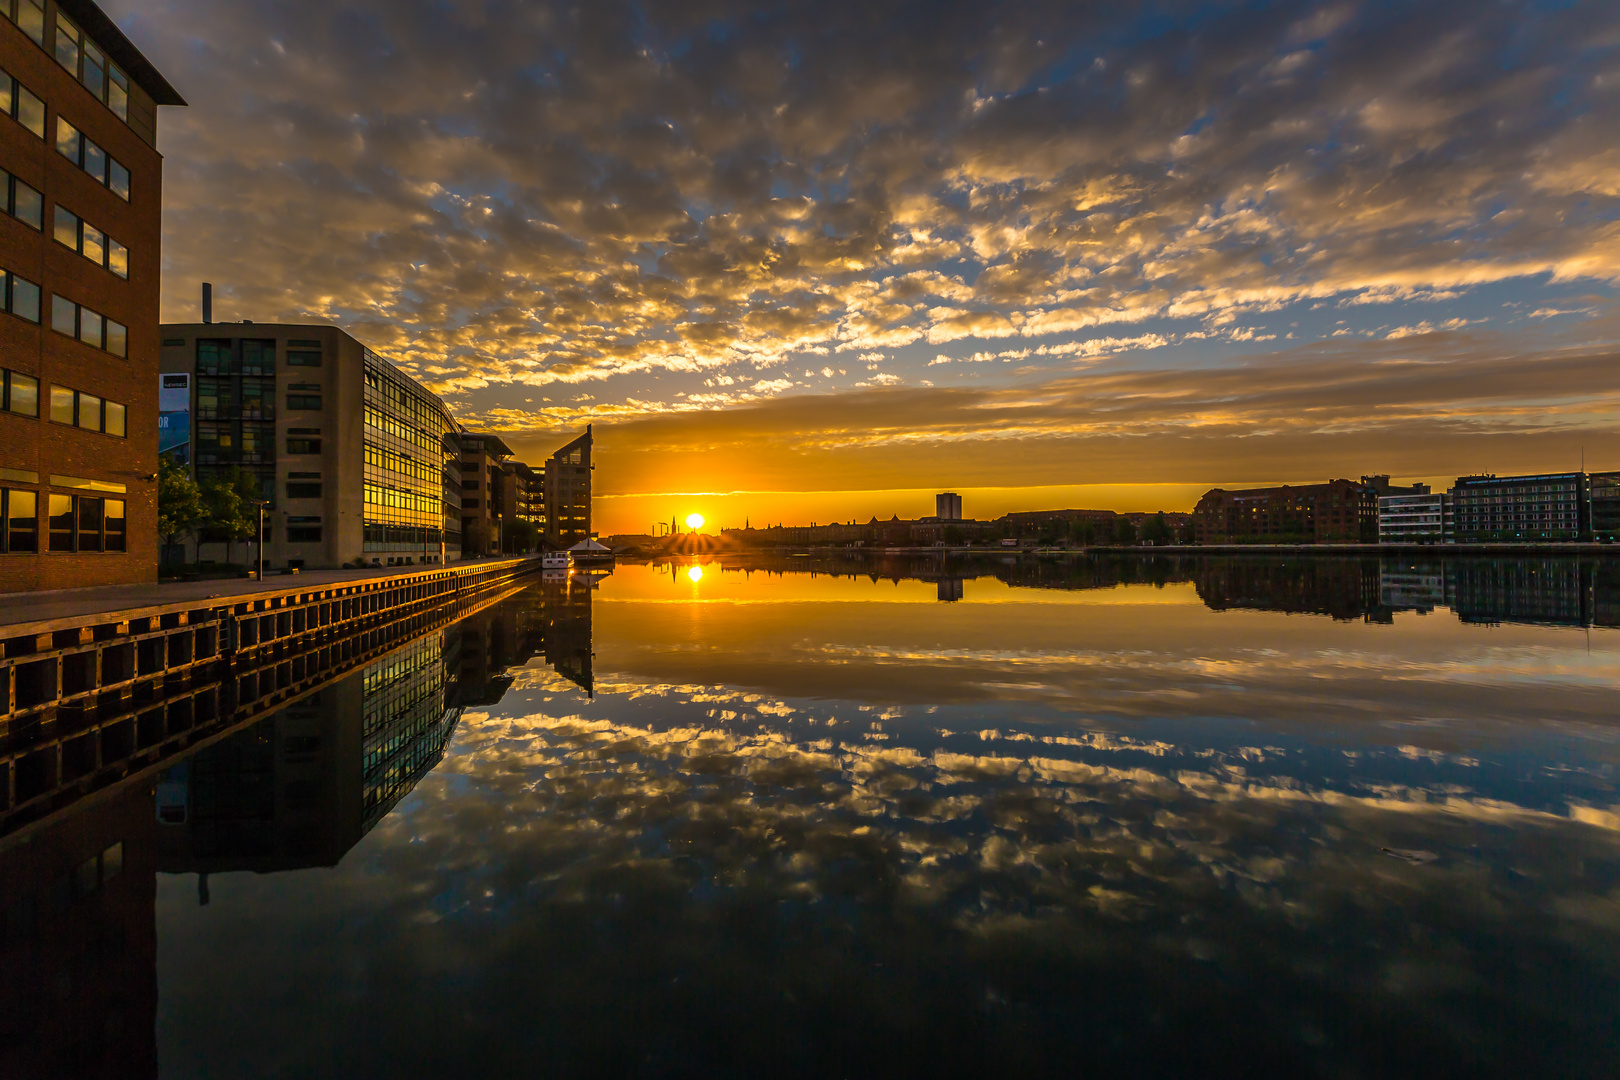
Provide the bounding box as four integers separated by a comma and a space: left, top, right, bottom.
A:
1378, 493, 1452, 544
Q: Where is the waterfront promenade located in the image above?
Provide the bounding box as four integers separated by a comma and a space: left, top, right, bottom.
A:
0, 558, 541, 640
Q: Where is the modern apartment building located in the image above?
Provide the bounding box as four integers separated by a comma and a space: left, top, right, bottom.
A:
159, 322, 463, 569
544, 425, 591, 549
1450, 472, 1589, 543
0, 0, 183, 591
457, 431, 512, 557
1377, 492, 1452, 544
461, 425, 593, 554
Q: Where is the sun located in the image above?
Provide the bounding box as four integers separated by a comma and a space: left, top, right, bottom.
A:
686, 564, 704, 583
685, 512, 705, 531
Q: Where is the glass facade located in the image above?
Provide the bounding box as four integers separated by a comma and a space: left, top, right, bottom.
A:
362, 349, 460, 559
194, 338, 276, 506
360, 632, 459, 831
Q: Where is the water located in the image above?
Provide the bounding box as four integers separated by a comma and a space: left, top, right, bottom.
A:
5, 555, 1620, 1078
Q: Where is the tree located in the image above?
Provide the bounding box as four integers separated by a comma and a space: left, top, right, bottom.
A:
1114, 518, 1139, 546
502, 518, 540, 554
1140, 512, 1173, 547
200, 469, 259, 565
157, 460, 202, 567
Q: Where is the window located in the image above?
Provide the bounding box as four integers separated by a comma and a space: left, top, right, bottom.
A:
53, 117, 129, 200
45, 492, 120, 553
47, 385, 125, 435
10, 0, 44, 46
1, 487, 36, 552
47, 492, 72, 551
287, 517, 321, 543
49, 295, 125, 356
0, 67, 44, 137
286, 481, 322, 499
0, 170, 42, 229
286, 436, 321, 454
105, 498, 124, 551
286, 349, 321, 366
3, 369, 37, 415
51, 204, 126, 277
287, 392, 322, 410
52, 11, 130, 122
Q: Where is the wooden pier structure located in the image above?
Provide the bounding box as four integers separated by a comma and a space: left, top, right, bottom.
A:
0, 557, 544, 843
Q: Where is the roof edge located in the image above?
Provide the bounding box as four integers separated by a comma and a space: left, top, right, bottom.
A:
56, 0, 186, 106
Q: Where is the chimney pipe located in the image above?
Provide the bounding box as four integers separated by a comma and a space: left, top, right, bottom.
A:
202, 282, 212, 324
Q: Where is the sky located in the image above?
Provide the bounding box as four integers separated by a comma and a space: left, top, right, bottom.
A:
109, 0, 1620, 533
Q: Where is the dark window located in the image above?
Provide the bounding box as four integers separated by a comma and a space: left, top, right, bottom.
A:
286, 482, 322, 499
286, 438, 321, 455
287, 526, 322, 543
287, 394, 322, 410
196, 339, 234, 375
286, 350, 321, 366
47, 493, 73, 551
104, 499, 124, 551
77, 495, 103, 552
3, 268, 40, 322
2, 488, 36, 552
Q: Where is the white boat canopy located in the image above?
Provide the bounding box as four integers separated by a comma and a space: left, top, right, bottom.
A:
568, 538, 613, 553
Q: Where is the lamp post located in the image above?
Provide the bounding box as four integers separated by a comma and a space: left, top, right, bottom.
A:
253, 501, 267, 581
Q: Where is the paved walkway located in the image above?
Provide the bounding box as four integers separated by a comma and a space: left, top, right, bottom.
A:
0, 558, 540, 637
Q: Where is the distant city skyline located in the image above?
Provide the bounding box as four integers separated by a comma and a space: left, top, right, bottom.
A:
107, 0, 1620, 535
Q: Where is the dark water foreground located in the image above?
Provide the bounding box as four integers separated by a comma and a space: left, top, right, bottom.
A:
4, 555, 1619, 1079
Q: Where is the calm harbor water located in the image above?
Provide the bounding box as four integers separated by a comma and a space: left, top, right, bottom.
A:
5, 554, 1620, 1078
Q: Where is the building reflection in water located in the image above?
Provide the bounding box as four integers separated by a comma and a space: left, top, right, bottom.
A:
709, 551, 1620, 629
0, 572, 595, 1077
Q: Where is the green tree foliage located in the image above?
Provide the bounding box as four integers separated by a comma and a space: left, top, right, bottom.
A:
200, 469, 261, 565
157, 460, 202, 565
1140, 512, 1173, 547
503, 518, 540, 554
1114, 518, 1139, 546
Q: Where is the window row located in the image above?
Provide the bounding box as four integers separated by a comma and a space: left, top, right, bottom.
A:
54, 9, 130, 122
288, 339, 322, 366
49, 384, 125, 436
53, 205, 127, 277
363, 359, 451, 438
0, 168, 43, 229
195, 338, 275, 376
286, 517, 322, 543
51, 295, 126, 356
363, 404, 441, 455
286, 429, 322, 455
55, 117, 129, 200
0, 65, 44, 137
0, 488, 126, 553
287, 382, 321, 410
286, 472, 322, 499
365, 483, 440, 516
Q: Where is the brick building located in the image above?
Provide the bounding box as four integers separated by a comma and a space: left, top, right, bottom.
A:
1192, 479, 1378, 545
0, 0, 183, 591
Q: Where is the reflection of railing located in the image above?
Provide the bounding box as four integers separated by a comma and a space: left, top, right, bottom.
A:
0, 560, 542, 843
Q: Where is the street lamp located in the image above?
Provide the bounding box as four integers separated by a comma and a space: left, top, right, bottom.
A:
252, 500, 268, 581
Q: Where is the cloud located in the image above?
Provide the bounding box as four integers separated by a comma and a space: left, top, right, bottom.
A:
520, 321, 1620, 497
115, 0, 1619, 409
